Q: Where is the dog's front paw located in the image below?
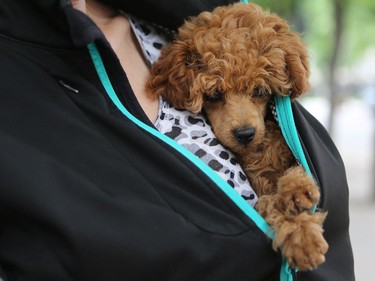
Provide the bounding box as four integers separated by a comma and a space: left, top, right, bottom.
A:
278, 166, 320, 214
274, 212, 328, 271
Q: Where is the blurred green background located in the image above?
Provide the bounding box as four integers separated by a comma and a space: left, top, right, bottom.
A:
251, 0, 375, 280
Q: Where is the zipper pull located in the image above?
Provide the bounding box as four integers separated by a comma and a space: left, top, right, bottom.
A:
58, 80, 79, 94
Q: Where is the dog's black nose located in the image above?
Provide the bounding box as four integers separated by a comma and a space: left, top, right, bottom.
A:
233, 127, 255, 145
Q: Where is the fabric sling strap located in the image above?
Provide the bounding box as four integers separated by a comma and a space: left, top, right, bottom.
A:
87, 41, 303, 281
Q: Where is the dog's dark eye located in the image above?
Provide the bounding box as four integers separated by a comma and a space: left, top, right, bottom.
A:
253, 87, 263, 97
204, 91, 224, 103
253, 87, 268, 99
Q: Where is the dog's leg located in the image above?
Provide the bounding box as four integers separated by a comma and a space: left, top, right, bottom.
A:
256, 166, 328, 270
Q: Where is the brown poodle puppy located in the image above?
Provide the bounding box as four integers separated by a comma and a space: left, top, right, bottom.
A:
147, 2, 328, 271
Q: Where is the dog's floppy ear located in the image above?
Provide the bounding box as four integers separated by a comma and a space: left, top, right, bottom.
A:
271, 21, 310, 99
238, 3, 310, 99
147, 40, 203, 113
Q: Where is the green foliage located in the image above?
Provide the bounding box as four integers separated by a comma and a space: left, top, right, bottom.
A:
250, 0, 375, 68
300, 0, 334, 67
343, 1, 375, 64
251, 0, 296, 18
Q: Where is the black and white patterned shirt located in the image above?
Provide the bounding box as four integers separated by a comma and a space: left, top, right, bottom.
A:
129, 16, 258, 206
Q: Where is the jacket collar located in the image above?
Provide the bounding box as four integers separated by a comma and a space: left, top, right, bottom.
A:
0, 0, 233, 48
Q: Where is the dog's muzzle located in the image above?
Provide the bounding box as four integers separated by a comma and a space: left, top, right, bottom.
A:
233, 126, 255, 145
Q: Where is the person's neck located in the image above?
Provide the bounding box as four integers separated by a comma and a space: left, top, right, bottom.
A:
85, 0, 120, 27
84, 0, 131, 57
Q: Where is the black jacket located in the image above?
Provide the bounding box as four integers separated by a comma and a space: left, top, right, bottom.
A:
0, 0, 354, 280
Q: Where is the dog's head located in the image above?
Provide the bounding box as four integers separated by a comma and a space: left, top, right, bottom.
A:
147, 3, 310, 153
